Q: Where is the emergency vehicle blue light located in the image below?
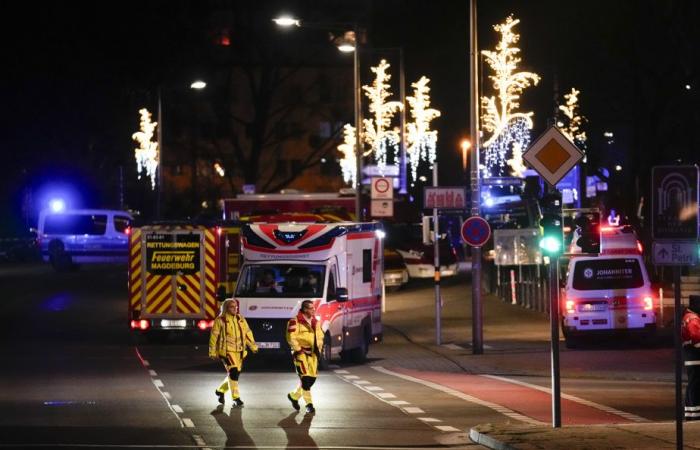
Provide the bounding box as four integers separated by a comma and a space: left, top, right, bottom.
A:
49, 198, 66, 213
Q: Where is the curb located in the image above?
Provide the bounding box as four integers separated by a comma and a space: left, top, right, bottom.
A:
468, 427, 517, 450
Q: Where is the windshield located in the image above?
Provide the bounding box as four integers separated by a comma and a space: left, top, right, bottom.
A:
235, 264, 326, 298
572, 258, 644, 290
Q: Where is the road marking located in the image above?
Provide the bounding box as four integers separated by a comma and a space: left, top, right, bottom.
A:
377, 392, 397, 399
343, 375, 360, 379
334, 369, 350, 374
389, 400, 410, 405
153, 379, 164, 388
182, 418, 195, 428
365, 386, 384, 391
163, 392, 171, 400
372, 366, 543, 425
142, 359, 150, 367
442, 344, 464, 350
435, 425, 462, 432
480, 374, 650, 423
403, 407, 424, 414
419, 417, 441, 423
172, 405, 183, 413
148, 370, 157, 377
134, 348, 185, 428
354, 380, 371, 385
192, 434, 207, 446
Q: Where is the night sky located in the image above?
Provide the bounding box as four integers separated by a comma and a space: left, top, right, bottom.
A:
1, 0, 698, 233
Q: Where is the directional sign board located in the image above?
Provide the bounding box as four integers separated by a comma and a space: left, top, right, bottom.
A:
371, 177, 393, 200
651, 165, 699, 240
652, 241, 699, 266
523, 126, 584, 187
423, 187, 467, 209
461, 216, 491, 247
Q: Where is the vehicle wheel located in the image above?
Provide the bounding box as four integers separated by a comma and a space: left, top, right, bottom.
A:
564, 337, 578, 349
350, 326, 370, 363
48, 239, 74, 272
319, 333, 332, 371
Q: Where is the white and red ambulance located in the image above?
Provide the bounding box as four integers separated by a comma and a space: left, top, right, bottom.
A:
562, 225, 657, 348
234, 221, 384, 366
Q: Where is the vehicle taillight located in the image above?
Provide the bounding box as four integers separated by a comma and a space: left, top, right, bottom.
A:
130, 319, 149, 330
216, 226, 222, 236
125, 226, 132, 236
197, 320, 214, 330
643, 296, 653, 311
636, 241, 643, 254
563, 299, 575, 314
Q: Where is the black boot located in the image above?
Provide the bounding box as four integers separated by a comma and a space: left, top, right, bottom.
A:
215, 390, 225, 405
287, 394, 300, 411
233, 397, 244, 407
305, 403, 315, 414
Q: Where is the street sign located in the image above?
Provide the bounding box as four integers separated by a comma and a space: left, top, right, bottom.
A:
460, 216, 491, 247
651, 165, 699, 241
370, 199, 393, 217
523, 126, 584, 187
652, 241, 699, 266
423, 187, 467, 209
371, 177, 393, 200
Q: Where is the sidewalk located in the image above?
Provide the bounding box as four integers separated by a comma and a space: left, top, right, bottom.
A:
469, 421, 700, 449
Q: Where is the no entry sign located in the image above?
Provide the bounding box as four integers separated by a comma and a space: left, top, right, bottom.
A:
461, 216, 491, 247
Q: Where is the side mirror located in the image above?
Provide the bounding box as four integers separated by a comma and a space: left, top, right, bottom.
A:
336, 287, 348, 302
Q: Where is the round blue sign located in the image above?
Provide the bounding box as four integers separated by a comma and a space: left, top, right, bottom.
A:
461, 216, 491, 247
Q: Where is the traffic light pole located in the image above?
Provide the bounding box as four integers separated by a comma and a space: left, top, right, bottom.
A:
549, 255, 562, 428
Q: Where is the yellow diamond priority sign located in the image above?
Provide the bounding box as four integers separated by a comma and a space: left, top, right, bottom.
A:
523, 126, 584, 186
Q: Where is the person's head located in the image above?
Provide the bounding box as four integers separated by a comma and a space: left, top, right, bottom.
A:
307, 272, 319, 286
220, 298, 239, 316
300, 300, 315, 318
262, 269, 275, 281
690, 295, 700, 313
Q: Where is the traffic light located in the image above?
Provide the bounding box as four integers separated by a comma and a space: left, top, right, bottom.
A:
574, 212, 601, 254
538, 192, 563, 255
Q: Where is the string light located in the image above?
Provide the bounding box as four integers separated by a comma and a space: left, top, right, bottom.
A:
337, 124, 358, 186
480, 15, 540, 178
362, 59, 403, 175
132, 108, 159, 189
405, 76, 441, 181
558, 87, 587, 155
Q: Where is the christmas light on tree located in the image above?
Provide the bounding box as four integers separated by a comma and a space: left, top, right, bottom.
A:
405, 76, 441, 181
558, 87, 587, 150
362, 59, 403, 175
132, 108, 159, 189
481, 15, 540, 178
337, 124, 357, 186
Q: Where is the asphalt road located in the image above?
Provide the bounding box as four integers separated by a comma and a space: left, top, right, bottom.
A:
0, 262, 678, 448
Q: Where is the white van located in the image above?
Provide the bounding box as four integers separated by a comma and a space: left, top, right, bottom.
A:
561, 226, 656, 347
37, 209, 133, 271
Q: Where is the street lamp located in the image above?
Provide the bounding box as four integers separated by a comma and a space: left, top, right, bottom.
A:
460, 138, 472, 174
274, 15, 363, 221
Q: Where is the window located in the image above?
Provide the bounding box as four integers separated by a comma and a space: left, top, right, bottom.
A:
44, 214, 107, 235
328, 270, 337, 299
235, 264, 326, 298
114, 216, 132, 233
362, 249, 372, 283
572, 258, 644, 290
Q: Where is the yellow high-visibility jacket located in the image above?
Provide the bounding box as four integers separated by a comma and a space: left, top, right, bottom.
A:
286, 312, 324, 356
209, 313, 258, 359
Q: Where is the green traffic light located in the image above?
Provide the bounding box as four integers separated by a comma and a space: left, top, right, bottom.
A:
539, 236, 562, 254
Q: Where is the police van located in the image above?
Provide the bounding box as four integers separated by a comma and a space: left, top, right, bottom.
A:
561, 226, 656, 347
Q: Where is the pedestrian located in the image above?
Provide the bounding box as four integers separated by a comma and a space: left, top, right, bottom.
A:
682, 295, 700, 420
209, 298, 258, 406
286, 300, 325, 414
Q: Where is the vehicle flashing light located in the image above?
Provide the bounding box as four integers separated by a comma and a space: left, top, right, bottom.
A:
375, 229, 386, 239
643, 296, 653, 311
125, 227, 132, 236
130, 319, 150, 331
216, 226, 222, 236
49, 199, 66, 213
565, 299, 575, 314
637, 241, 643, 254
600, 226, 615, 233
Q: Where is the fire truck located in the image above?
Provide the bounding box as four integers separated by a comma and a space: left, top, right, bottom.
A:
128, 223, 239, 334
234, 221, 384, 365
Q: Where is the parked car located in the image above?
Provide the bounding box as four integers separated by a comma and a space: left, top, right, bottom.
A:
384, 222, 458, 280
383, 248, 409, 291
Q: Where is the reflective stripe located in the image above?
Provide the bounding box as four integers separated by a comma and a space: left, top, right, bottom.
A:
686, 412, 700, 418
685, 361, 700, 366
685, 405, 700, 412
694, 342, 700, 348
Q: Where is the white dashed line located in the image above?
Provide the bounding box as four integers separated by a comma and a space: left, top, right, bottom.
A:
163, 391, 171, 400
435, 425, 462, 432
377, 392, 397, 399
442, 344, 464, 351
388, 400, 410, 406
142, 359, 150, 367
153, 379, 164, 388
343, 375, 360, 379
403, 407, 424, 414
419, 417, 442, 423
192, 434, 207, 446
172, 405, 184, 413
372, 365, 544, 425
480, 374, 650, 423
365, 386, 384, 391
148, 369, 157, 377
182, 418, 195, 428
334, 369, 350, 374
354, 380, 371, 385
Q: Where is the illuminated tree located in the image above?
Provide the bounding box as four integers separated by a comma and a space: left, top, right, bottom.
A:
481, 15, 540, 178
132, 108, 159, 189
557, 87, 587, 151
337, 124, 357, 186
362, 59, 403, 175
405, 76, 441, 181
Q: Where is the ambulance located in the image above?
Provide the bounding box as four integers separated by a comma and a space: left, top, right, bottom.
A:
234, 221, 384, 365
128, 223, 237, 334
561, 225, 656, 348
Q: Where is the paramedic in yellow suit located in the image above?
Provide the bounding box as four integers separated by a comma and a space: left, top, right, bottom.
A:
286, 300, 325, 414
209, 299, 258, 406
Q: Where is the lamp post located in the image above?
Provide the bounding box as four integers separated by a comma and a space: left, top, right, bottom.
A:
274, 16, 363, 221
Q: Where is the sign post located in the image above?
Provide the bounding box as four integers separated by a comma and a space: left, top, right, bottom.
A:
370, 177, 394, 218
651, 165, 699, 450
523, 126, 583, 428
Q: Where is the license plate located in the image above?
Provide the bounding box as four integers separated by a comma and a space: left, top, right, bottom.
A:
160, 319, 187, 328
581, 303, 607, 312
257, 342, 281, 349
